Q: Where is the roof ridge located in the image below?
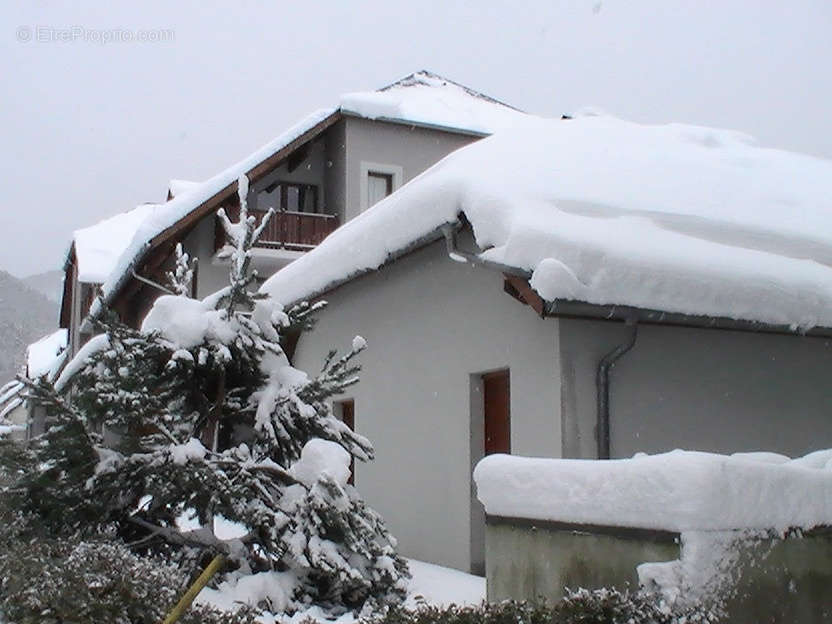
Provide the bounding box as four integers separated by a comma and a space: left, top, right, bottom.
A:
378, 70, 523, 112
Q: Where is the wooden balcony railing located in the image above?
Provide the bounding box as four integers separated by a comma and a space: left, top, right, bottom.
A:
219, 208, 339, 251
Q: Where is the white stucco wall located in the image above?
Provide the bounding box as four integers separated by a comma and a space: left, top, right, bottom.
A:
558, 317, 832, 459
342, 117, 477, 222
290, 240, 561, 573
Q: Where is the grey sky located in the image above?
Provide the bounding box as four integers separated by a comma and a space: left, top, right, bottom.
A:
2, 0, 830, 278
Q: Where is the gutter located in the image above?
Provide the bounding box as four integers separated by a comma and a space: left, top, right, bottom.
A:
440, 223, 528, 277
595, 319, 638, 460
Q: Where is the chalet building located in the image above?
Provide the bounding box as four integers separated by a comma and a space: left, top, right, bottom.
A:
259, 114, 832, 574
60, 71, 526, 354
49, 74, 832, 579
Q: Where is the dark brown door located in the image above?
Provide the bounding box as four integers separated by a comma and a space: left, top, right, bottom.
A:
340, 400, 355, 484
483, 370, 510, 455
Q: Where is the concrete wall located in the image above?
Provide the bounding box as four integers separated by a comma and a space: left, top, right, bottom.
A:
558, 317, 832, 459
487, 518, 832, 622
343, 117, 476, 222
485, 518, 679, 602
291, 240, 561, 573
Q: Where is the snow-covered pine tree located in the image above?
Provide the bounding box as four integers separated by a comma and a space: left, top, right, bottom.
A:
14, 174, 408, 614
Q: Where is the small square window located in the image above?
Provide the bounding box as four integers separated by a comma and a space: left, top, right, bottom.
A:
360, 162, 403, 213
367, 172, 393, 208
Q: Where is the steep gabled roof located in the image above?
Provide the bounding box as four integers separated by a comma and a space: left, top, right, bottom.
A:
340, 70, 523, 136
27, 329, 68, 380
92, 72, 525, 318
60, 204, 161, 329
260, 113, 832, 333
73, 204, 160, 284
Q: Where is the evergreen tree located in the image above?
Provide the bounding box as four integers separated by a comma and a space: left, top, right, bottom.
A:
12, 175, 408, 614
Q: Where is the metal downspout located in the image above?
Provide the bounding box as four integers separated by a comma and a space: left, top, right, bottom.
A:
596, 319, 638, 459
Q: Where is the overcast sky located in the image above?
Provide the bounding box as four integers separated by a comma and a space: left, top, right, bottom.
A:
1, 0, 830, 278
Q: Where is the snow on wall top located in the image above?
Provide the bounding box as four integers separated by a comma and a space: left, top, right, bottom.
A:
340, 70, 525, 135
261, 113, 832, 331
74, 204, 159, 283
474, 449, 832, 533
26, 328, 68, 379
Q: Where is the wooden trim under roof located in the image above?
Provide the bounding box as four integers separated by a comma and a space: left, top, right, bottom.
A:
148, 110, 342, 252
59, 244, 76, 329
102, 110, 343, 320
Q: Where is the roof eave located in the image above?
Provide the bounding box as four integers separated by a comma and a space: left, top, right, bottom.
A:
340, 110, 491, 138
543, 298, 832, 338
100, 110, 344, 315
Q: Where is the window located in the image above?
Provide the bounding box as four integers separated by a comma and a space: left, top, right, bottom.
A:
367, 172, 393, 207
336, 399, 356, 484
360, 162, 403, 212
258, 182, 318, 214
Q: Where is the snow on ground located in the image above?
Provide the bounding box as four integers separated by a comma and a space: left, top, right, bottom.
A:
403, 559, 486, 609
340, 71, 524, 135
73, 204, 159, 283
474, 448, 832, 534
197, 558, 485, 623
261, 113, 832, 332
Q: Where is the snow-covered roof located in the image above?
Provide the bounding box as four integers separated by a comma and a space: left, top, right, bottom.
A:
26, 329, 68, 380
92, 72, 524, 316
0, 398, 23, 422
261, 113, 832, 331
167, 179, 202, 199
0, 380, 23, 407
340, 70, 523, 135
74, 204, 160, 283
91, 108, 337, 319
474, 449, 832, 533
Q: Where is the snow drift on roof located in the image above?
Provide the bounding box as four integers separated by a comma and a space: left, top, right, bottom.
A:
474, 449, 832, 533
340, 70, 525, 135
168, 179, 201, 199
27, 329, 68, 380
261, 113, 832, 331
74, 204, 159, 283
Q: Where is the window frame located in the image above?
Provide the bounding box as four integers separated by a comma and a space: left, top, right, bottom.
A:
359, 161, 403, 212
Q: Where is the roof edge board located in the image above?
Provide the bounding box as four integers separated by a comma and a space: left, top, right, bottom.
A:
339, 110, 491, 138
545, 298, 832, 338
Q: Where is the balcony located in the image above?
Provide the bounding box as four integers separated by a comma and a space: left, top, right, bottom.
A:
219, 207, 339, 251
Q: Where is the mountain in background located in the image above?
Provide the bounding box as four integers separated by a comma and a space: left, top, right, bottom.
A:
0, 270, 59, 384
22, 269, 64, 304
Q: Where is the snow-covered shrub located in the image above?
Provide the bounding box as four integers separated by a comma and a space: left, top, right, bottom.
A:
373, 590, 712, 624
0, 536, 257, 624
9, 175, 408, 615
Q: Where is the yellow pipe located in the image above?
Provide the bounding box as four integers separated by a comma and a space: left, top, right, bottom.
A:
162, 554, 225, 624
